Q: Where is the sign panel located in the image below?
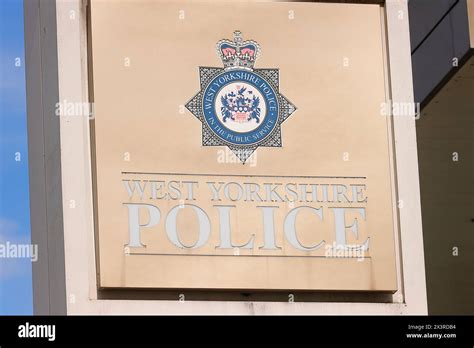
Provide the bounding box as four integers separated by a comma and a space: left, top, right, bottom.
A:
90, 0, 398, 291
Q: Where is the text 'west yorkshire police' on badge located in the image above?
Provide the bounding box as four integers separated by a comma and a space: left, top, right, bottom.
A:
186, 31, 297, 163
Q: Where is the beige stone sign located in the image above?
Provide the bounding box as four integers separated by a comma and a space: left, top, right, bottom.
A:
90, 0, 398, 291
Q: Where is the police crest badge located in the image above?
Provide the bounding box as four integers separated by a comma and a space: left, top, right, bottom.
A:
186, 31, 297, 163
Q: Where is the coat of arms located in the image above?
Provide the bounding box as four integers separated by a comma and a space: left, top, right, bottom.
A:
186, 31, 296, 163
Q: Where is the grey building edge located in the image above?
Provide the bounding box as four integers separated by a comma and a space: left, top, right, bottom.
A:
24, 0, 66, 315
23, 0, 469, 314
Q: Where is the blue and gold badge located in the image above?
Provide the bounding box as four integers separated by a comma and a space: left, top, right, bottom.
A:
186, 31, 296, 163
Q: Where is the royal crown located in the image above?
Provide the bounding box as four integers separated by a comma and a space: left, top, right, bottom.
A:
217, 31, 260, 71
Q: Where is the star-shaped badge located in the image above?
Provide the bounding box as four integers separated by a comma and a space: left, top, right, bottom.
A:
186, 31, 296, 164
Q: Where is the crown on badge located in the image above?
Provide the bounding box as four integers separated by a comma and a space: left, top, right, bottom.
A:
217, 31, 260, 71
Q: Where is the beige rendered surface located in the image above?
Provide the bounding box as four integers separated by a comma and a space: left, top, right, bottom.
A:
89, 0, 397, 291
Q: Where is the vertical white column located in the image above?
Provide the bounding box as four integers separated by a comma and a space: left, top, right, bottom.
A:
56, 0, 97, 313
385, 0, 428, 314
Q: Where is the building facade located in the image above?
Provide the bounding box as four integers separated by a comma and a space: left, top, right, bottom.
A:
24, 0, 473, 315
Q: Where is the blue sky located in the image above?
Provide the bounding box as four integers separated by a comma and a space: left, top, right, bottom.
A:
0, 0, 33, 314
